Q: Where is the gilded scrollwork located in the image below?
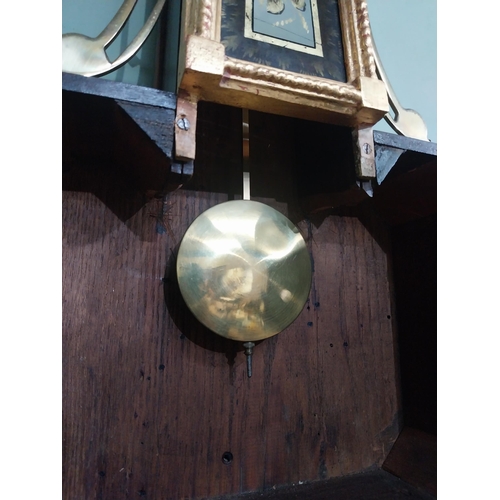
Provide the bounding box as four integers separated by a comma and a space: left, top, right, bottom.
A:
224, 58, 361, 105
197, 0, 215, 38
355, 0, 377, 78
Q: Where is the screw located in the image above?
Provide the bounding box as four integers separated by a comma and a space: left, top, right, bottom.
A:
176, 117, 190, 131
362, 143, 372, 155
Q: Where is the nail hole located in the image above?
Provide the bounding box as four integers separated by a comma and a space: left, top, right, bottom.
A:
387, 315, 391, 319
158, 364, 165, 370
222, 451, 233, 465
329, 343, 333, 347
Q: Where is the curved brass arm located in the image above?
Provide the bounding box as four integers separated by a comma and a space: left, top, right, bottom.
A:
62, 0, 166, 77
371, 38, 429, 141
97, 0, 137, 46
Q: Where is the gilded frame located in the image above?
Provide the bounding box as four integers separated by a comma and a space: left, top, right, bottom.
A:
177, 0, 388, 127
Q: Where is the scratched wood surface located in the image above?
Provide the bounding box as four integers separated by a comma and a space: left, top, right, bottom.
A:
62, 102, 400, 500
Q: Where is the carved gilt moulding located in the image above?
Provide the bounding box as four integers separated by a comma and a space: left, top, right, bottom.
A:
177, 0, 388, 126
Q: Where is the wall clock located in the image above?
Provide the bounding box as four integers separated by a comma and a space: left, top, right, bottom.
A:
176, 0, 388, 130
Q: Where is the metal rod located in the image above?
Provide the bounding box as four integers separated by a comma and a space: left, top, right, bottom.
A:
242, 109, 251, 200
243, 172, 250, 201
243, 341, 255, 378
242, 109, 253, 377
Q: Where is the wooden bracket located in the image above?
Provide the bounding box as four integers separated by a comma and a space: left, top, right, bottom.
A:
352, 126, 376, 180
62, 72, 195, 196
174, 93, 198, 161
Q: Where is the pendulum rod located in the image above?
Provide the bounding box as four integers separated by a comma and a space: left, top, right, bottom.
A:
242, 108, 251, 201
242, 109, 253, 378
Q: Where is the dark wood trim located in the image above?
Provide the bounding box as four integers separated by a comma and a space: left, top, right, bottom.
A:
383, 427, 437, 497
374, 131, 437, 157
62, 72, 177, 110
211, 468, 435, 500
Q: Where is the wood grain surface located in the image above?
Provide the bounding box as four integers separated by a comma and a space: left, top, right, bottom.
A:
63, 102, 401, 499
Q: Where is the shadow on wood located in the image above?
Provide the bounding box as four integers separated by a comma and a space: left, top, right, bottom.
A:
162, 243, 246, 367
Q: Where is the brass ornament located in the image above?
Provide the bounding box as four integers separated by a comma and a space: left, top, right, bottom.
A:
62, 0, 166, 77
371, 40, 429, 141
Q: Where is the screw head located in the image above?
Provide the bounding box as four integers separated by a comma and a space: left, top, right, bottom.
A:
362, 143, 372, 155
176, 117, 190, 131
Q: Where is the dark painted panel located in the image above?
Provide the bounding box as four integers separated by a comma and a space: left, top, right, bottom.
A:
221, 0, 346, 82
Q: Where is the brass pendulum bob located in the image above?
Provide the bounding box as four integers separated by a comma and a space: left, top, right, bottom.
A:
176, 110, 312, 379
